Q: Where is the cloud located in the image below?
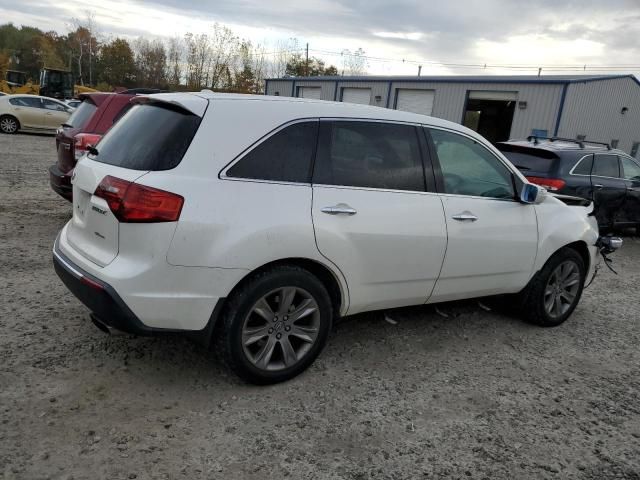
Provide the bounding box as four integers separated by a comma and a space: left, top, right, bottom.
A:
2, 0, 639, 75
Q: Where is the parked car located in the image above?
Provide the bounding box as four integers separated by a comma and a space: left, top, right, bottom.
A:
0, 94, 73, 134
64, 99, 82, 109
53, 92, 619, 384
497, 137, 640, 233
49, 89, 166, 200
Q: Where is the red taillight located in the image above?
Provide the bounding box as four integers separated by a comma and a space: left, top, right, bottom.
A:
94, 175, 184, 223
74, 133, 102, 160
525, 176, 566, 192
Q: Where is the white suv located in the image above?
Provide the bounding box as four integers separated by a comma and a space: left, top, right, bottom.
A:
53, 92, 611, 384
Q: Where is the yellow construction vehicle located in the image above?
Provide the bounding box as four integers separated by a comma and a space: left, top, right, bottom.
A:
0, 68, 98, 98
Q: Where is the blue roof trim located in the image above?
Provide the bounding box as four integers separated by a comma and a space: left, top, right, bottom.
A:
265, 74, 639, 87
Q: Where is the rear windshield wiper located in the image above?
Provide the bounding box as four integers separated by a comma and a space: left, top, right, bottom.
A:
87, 145, 99, 156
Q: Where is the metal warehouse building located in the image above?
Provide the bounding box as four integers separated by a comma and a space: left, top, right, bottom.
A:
265, 74, 640, 156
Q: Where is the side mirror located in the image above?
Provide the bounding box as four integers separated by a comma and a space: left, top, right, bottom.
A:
520, 183, 547, 204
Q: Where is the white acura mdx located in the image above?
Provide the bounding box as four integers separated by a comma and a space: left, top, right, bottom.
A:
53, 92, 615, 384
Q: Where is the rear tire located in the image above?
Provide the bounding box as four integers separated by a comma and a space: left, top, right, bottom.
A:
214, 265, 333, 384
0, 115, 19, 134
517, 247, 586, 327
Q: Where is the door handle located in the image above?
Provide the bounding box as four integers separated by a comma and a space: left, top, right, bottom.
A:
452, 211, 478, 222
594, 184, 604, 190
321, 204, 357, 215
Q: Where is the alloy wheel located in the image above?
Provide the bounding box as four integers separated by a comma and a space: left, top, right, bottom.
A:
543, 260, 581, 319
241, 287, 321, 372
0, 117, 17, 134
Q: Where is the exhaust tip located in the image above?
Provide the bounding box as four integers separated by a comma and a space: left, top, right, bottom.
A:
90, 314, 126, 336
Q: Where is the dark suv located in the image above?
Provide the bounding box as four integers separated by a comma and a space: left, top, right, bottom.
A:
497, 137, 640, 232
49, 89, 164, 201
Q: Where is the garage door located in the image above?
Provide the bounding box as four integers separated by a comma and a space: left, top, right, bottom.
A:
298, 87, 322, 99
341, 88, 371, 105
395, 89, 435, 115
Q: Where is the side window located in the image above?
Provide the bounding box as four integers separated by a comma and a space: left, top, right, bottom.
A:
572, 155, 593, 175
313, 121, 424, 192
43, 99, 66, 111
592, 154, 620, 178
429, 129, 514, 199
227, 121, 318, 183
9, 97, 40, 108
621, 157, 640, 181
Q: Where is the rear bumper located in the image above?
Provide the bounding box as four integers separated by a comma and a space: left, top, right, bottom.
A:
53, 239, 159, 336
49, 164, 73, 201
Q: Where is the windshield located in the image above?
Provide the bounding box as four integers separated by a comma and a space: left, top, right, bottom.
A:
89, 103, 201, 171
66, 101, 98, 129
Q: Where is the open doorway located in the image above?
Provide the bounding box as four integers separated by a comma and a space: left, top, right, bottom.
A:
463, 91, 517, 144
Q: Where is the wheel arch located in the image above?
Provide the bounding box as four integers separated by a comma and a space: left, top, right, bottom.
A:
197, 257, 348, 347
563, 240, 591, 273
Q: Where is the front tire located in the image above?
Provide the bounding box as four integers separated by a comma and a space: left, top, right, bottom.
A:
0, 115, 19, 134
214, 265, 333, 384
518, 247, 586, 327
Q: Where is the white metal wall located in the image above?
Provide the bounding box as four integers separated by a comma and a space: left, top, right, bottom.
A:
558, 77, 640, 154
265, 78, 640, 147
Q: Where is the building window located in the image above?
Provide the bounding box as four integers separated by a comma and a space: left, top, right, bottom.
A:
611, 139, 619, 149
631, 142, 640, 158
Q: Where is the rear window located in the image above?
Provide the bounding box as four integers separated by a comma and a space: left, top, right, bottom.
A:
89, 103, 201, 171
66, 100, 97, 128
497, 145, 558, 174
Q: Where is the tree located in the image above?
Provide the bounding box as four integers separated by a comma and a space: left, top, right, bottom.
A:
166, 37, 183, 87
285, 54, 338, 77
341, 48, 367, 75
184, 32, 210, 89
207, 23, 238, 89
97, 38, 135, 87
134, 38, 167, 88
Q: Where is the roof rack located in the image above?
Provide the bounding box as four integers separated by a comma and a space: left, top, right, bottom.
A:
526, 135, 611, 150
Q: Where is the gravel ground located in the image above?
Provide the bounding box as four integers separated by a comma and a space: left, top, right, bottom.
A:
1, 132, 640, 480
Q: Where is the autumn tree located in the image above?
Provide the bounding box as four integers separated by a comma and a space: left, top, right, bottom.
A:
134, 38, 167, 88
97, 38, 135, 87
285, 54, 338, 77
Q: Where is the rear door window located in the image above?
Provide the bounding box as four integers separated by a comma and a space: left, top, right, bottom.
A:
592, 154, 621, 178
227, 121, 318, 183
621, 157, 640, 181
313, 121, 424, 191
572, 155, 593, 175
89, 103, 201, 171
66, 100, 97, 128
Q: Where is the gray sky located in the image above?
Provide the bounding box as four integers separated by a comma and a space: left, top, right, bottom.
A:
1, 0, 639, 76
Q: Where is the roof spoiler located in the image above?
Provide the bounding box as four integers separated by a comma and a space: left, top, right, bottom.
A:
131, 93, 208, 117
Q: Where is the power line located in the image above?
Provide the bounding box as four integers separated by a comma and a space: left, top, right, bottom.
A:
306, 47, 640, 72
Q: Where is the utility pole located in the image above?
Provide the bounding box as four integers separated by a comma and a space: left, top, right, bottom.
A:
305, 43, 309, 76
418, 65, 422, 77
